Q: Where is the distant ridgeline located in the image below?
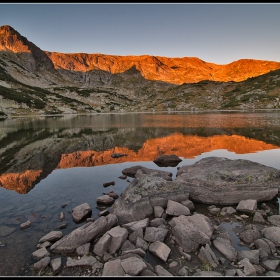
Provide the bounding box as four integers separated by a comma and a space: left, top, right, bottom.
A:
0, 24, 280, 116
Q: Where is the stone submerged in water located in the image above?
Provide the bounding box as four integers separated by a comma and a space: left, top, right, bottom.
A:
175, 157, 280, 205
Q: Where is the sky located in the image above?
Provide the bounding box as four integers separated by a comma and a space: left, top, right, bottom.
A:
0, 3, 280, 65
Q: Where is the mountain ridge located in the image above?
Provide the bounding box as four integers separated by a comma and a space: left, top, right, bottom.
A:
1, 25, 280, 84
0, 24, 280, 116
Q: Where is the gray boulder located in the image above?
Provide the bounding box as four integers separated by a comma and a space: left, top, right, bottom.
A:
107, 226, 128, 254
253, 212, 266, 224
50, 214, 117, 254
32, 247, 50, 261
236, 199, 257, 214
122, 165, 172, 180
96, 195, 114, 205
198, 243, 219, 268
155, 265, 173, 276
213, 233, 237, 261
261, 227, 280, 247
175, 157, 280, 205
166, 200, 190, 216
122, 218, 149, 232
50, 257, 62, 274
39, 231, 63, 243
143, 227, 168, 243
72, 203, 92, 222
267, 215, 280, 227
193, 271, 223, 276
239, 258, 257, 276
20, 220, 31, 230
93, 233, 111, 257
66, 255, 97, 268
136, 237, 148, 251
169, 214, 213, 253
239, 225, 261, 243
149, 241, 171, 262
110, 174, 189, 224
120, 256, 147, 276
33, 256, 50, 271
220, 206, 236, 216
154, 205, 164, 218
76, 243, 90, 256
262, 259, 280, 271
150, 218, 166, 227
237, 250, 260, 264
128, 229, 143, 244
254, 238, 276, 255
102, 259, 126, 276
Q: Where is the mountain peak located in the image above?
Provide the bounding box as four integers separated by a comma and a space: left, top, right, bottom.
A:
0, 25, 54, 72
0, 25, 17, 33
0, 25, 29, 53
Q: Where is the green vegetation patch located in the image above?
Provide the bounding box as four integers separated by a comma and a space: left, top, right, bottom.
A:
0, 85, 45, 109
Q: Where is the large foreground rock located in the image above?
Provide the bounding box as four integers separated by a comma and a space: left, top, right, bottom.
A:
175, 157, 280, 205
110, 174, 189, 224
50, 214, 117, 254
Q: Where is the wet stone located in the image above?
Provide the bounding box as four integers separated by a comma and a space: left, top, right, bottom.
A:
51, 257, 62, 274
20, 220, 31, 230
58, 223, 68, 229
39, 231, 63, 243
72, 203, 92, 222
33, 256, 50, 271
59, 212, 65, 221
32, 247, 50, 261
37, 241, 51, 249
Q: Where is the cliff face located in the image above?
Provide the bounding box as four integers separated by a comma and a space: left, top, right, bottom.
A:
45, 52, 280, 84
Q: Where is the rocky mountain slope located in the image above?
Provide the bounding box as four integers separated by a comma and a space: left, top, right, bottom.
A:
0, 25, 280, 116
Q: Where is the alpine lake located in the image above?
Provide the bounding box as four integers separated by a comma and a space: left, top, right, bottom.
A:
1, 110, 280, 276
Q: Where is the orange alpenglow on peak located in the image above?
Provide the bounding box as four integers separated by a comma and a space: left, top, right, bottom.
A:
1, 25, 280, 84
44, 52, 280, 84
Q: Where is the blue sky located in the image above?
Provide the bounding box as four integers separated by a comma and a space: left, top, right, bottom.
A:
1, 3, 280, 64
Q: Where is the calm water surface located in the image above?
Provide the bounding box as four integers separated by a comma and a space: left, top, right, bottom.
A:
1, 111, 280, 275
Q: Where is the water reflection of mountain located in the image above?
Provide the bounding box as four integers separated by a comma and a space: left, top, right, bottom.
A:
0, 125, 279, 194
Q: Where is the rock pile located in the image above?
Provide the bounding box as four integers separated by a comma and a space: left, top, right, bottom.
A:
28, 157, 280, 276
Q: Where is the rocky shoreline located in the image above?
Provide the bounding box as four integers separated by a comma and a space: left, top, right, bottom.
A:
20, 156, 280, 276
